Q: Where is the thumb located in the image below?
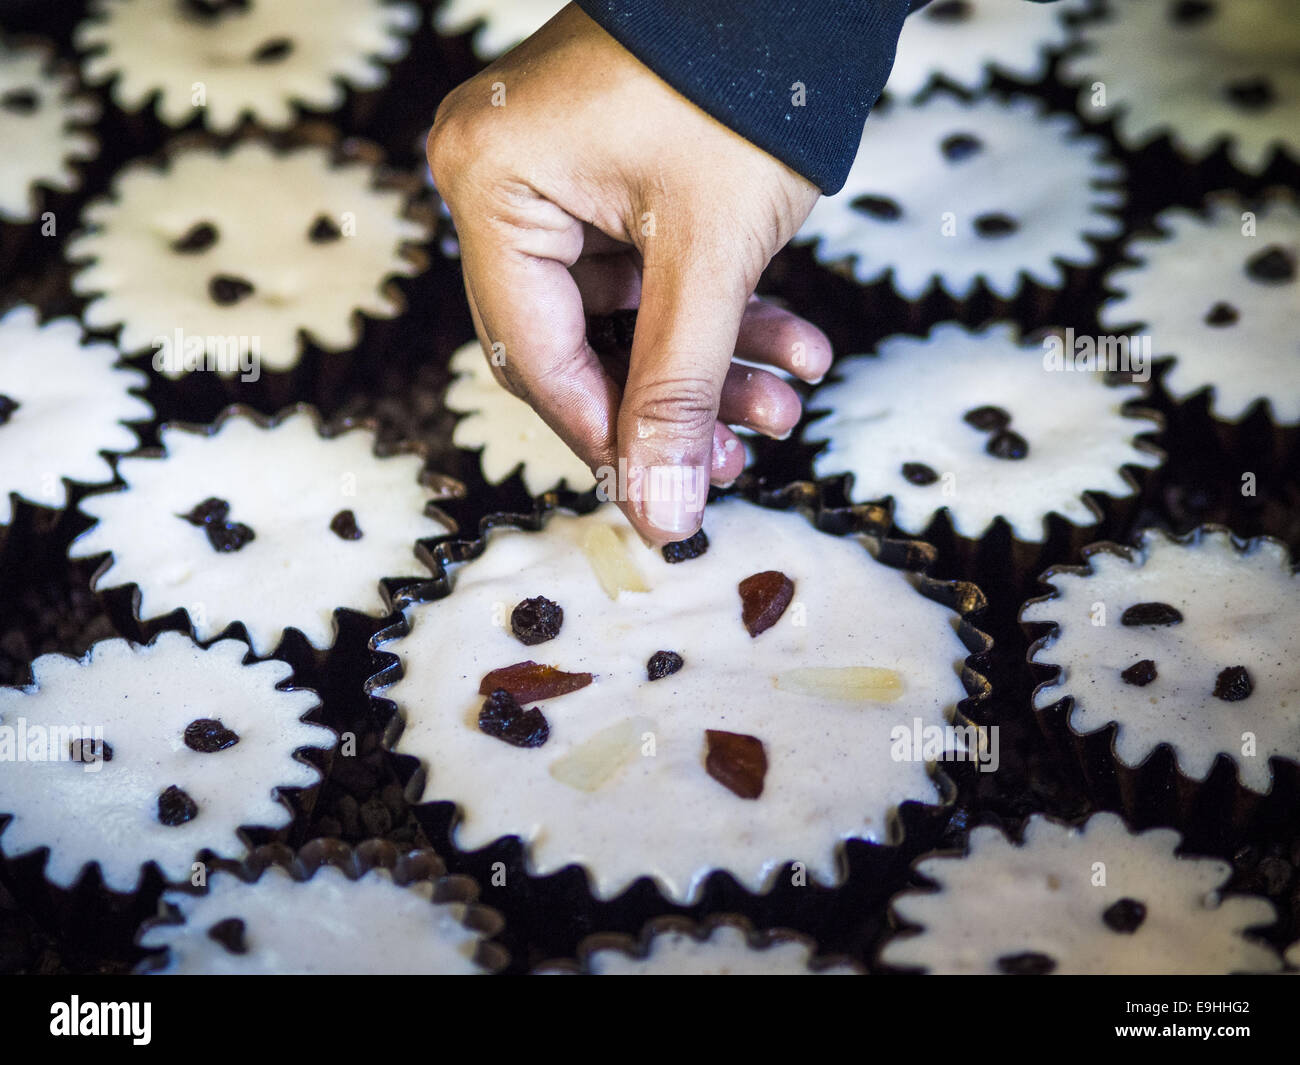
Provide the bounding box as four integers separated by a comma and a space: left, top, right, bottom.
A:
618, 243, 752, 542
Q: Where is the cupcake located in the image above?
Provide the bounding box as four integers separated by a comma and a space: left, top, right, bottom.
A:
541, 916, 861, 975
0, 305, 151, 527
794, 92, 1124, 304
445, 339, 596, 496
69, 406, 457, 657
432, 0, 561, 61
885, 0, 1084, 99
881, 812, 1281, 974
375, 497, 990, 903
66, 137, 430, 380
1101, 190, 1299, 464
804, 322, 1162, 586
76, 0, 419, 133
0, 631, 334, 894
0, 37, 98, 265
1021, 526, 1299, 797
1059, 0, 1300, 174
137, 841, 507, 974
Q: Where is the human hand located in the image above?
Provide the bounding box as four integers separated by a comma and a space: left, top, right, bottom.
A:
427, 4, 831, 543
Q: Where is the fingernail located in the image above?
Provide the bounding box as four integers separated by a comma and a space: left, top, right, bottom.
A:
638, 463, 708, 537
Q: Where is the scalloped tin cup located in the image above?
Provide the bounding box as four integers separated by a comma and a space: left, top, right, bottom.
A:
370, 493, 993, 907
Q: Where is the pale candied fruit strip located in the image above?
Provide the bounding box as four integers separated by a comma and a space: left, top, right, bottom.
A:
549, 716, 655, 793
774, 666, 905, 702
580, 524, 649, 599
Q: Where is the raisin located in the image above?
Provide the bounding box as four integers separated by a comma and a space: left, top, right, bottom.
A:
477, 661, 592, 702
330, 509, 363, 540
974, 213, 1018, 238
478, 689, 550, 748
209, 275, 255, 305
207, 918, 248, 955
1120, 602, 1183, 627
986, 429, 1029, 460
901, 462, 940, 486
1224, 77, 1275, 112
1120, 659, 1157, 686
0, 395, 18, 426
309, 215, 343, 243
1244, 246, 1296, 284
704, 730, 767, 800
925, 0, 971, 20
180, 497, 230, 526
1102, 897, 1147, 933
68, 738, 113, 764
158, 785, 199, 826
940, 133, 982, 162
1204, 301, 1239, 326
251, 37, 293, 63
647, 651, 684, 681
1212, 665, 1253, 701
850, 195, 903, 221
171, 222, 218, 253
738, 570, 795, 638
996, 951, 1056, 975
183, 719, 240, 753
511, 596, 564, 645
963, 405, 1011, 432
661, 528, 709, 563
206, 521, 255, 553
1170, 0, 1214, 26
0, 89, 38, 114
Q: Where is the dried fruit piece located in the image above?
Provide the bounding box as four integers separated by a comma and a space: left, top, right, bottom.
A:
996, 951, 1056, 975
478, 689, 550, 748
1120, 659, 1157, 686
646, 651, 683, 681
738, 570, 794, 637
68, 738, 113, 764
477, 661, 592, 702
901, 462, 939, 486
209, 274, 256, 305
309, 215, 342, 243
549, 716, 653, 793
974, 212, 1018, 238
0, 394, 17, 425
251, 37, 293, 63
661, 528, 709, 563
963, 405, 1011, 431
329, 509, 363, 540
1244, 245, 1295, 283
184, 719, 240, 753
1102, 897, 1147, 934
704, 730, 767, 800
1213, 665, 1253, 702
511, 596, 564, 645
940, 133, 983, 162
180, 497, 230, 526
158, 785, 199, 826
851, 194, 903, 221
1120, 602, 1183, 627
206, 521, 255, 553
775, 666, 905, 702
171, 222, 218, 253
207, 918, 248, 955
986, 429, 1029, 460
581, 524, 649, 599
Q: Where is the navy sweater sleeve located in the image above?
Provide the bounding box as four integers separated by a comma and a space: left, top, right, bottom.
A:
571, 1, 1052, 195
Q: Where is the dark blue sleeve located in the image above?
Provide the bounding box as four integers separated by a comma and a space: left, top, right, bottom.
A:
572, 1, 1053, 195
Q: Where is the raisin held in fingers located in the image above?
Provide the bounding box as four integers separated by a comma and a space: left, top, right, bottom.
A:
478, 689, 550, 748
704, 729, 767, 799
647, 651, 683, 681
738, 571, 795, 637
661, 529, 709, 563
511, 596, 564, 645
